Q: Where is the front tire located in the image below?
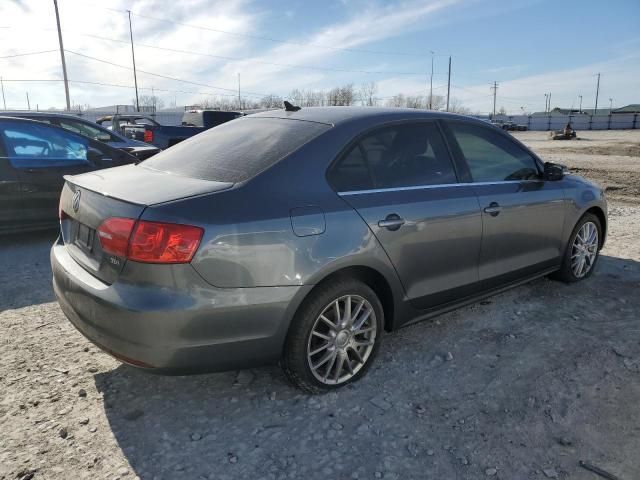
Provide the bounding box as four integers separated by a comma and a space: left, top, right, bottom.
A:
282, 278, 384, 394
555, 213, 602, 283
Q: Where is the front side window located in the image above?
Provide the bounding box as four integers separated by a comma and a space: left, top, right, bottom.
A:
447, 122, 539, 182
1, 121, 89, 168
329, 122, 457, 192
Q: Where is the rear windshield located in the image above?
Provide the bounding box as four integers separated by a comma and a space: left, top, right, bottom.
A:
141, 117, 330, 183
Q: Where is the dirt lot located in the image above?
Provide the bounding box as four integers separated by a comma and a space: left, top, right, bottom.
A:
1, 130, 639, 480
514, 129, 640, 203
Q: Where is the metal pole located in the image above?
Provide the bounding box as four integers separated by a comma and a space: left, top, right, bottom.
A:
491, 81, 497, 118
53, 0, 71, 111
446, 56, 451, 112
578, 95, 582, 114
544, 94, 548, 113
237, 73, 241, 110
609, 97, 613, 114
548, 92, 551, 112
1, 77, 6, 110
429, 52, 434, 109
594, 73, 600, 114
128, 10, 140, 112
26, 92, 30, 110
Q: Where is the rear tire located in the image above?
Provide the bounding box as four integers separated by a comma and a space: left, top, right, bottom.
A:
554, 213, 602, 283
282, 278, 384, 394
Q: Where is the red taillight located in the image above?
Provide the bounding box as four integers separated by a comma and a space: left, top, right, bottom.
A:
97, 218, 136, 257
97, 218, 203, 264
128, 221, 203, 263
143, 129, 153, 143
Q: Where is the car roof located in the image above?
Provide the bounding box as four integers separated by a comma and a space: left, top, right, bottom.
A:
248, 106, 483, 126
0, 115, 103, 137
0, 111, 96, 123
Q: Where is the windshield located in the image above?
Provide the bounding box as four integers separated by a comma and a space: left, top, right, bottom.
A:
141, 117, 330, 183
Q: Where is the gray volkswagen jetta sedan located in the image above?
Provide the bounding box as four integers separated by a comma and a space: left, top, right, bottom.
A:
52, 107, 607, 393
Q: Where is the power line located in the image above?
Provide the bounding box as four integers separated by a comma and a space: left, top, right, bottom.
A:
0, 77, 248, 98
58, 29, 429, 77
69, 1, 433, 58
0, 49, 58, 59
64, 49, 270, 97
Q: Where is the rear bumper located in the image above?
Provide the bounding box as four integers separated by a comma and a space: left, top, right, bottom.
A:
51, 240, 311, 374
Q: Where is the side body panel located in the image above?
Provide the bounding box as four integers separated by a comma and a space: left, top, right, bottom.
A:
340, 186, 482, 308
472, 180, 566, 279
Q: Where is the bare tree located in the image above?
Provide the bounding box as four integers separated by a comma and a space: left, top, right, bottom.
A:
359, 82, 378, 106
448, 97, 471, 114
134, 94, 164, 111
259, 94, 284, 108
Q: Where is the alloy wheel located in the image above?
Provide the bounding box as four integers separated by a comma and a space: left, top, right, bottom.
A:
571, 221, 598, 278
307, 295, 377, 385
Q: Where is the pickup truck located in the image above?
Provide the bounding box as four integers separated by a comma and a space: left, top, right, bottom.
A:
96, 110, 243, 149
96, 114, 160, 142
143, 110, 244, 149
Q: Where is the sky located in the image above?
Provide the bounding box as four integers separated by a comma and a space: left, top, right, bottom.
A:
0, 0, 638, 114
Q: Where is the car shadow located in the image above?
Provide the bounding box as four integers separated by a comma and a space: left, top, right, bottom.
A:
92, 254, 640, 479
0, 228, 58, 311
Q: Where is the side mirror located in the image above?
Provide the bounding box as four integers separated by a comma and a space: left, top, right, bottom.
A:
87, 147, 112, 166
544, 162, 564, 181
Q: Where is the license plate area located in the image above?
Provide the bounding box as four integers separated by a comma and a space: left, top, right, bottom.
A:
75, 222, 95, 252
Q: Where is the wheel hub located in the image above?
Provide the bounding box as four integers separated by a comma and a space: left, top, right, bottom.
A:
335, 330, 351, 348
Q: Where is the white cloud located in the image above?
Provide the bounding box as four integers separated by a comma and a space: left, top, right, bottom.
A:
0, 0, 637, 114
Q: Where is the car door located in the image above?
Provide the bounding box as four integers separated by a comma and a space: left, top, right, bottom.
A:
0, 120, 95, 224
329, 121, 483, 310
0, 133, 24, 229
442, 120, 566, 282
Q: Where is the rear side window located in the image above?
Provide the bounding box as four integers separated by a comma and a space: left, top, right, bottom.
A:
142, 117, 330, 183
329, 122, 457, 192
447, 122, 539, 182
0, 121, 89, 167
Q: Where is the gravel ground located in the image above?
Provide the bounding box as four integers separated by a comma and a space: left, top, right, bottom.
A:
514, 129, 640, 203
1, 131, 639, 480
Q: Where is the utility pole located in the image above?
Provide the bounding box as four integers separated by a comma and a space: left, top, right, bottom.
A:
491, 81, 498, 118
1, 77, 6, 110
578, 95, 583, 113
446, 55, 451, 112
428, 51, 434, 109
26, 92, 30, 110
548, 92, 551, 112
128, 10, 140, 112
53, 0, 71, 111
594, 72, 600, 114
237, 73, 241, 110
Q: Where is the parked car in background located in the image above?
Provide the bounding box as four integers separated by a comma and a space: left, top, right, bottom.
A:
0, 111, 160, 161
96, 114, 160, 142
0, 116, 137, 233
51, 107, 607, 393
490, 120, 517, 131
143, 110, 244, 149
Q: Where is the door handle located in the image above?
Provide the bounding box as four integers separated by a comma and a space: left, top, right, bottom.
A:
483, 202, 501, 217
378, 214, 405, 231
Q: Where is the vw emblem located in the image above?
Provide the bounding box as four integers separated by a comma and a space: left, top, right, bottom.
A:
72, 190, 81, 213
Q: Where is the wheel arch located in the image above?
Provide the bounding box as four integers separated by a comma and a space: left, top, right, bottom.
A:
584, 206, 607, 249
301, 265, 397, 333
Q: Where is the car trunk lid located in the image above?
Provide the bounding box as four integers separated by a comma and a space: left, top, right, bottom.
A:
59, 164, 232, 284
